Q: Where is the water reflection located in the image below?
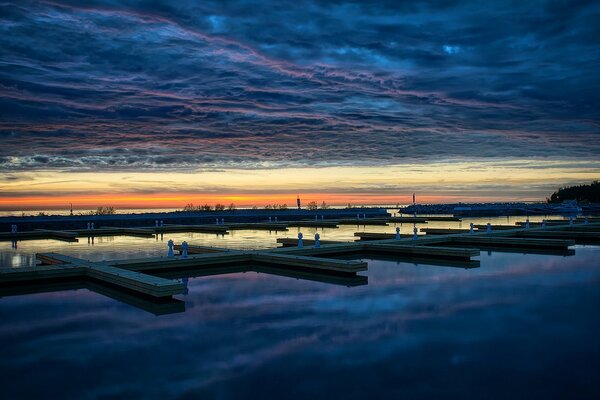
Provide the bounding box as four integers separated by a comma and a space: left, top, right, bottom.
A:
0, 215, 598, 398
0, 248, 598, 398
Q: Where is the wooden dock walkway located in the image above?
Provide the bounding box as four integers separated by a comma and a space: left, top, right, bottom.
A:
286, 220, 340, 228
0, 230, 79, 242
0, 215, 476, 243
276, 238, 344, 247
1, 219, 596, 315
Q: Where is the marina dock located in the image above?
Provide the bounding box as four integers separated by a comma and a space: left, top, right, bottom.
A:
1, 219, 596, 315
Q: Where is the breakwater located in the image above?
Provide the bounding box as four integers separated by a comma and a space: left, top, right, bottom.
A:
0, 208, 388, 232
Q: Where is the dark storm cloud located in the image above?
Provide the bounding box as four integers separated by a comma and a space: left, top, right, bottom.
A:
0, 0, 598, 171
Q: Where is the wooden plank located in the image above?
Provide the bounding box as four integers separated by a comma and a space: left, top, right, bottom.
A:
85, 264, 186, 297
515, 222, 600, 231
363, 243, 480, 259
250, 253, 367, 273
0, 230, 79, 242
153, 224, 229, 234
421, 216, 462, 221
226, 223, 289, 230
286, 220, 340, 228
353, 232, 413, 240
360, 253, 480, 269
107, 252, 252, 271
34, 229, 79, 240
272, 242, 365, 256
276, 238, 344, 247
174, 244, 230, 254
0, 265, 86, 283
335, 218, 389, 225
252, 265, 368, 287
450, 236, 574, 249
117, 228, 155, 237
472, 224, 519, 231
420, 228, 473, 235
515, 230, 600, 242
387, 217, 428, 223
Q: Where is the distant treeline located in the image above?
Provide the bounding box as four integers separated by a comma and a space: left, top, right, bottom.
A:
547, 181, 600, 203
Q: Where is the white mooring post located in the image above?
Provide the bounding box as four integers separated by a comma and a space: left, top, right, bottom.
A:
314, 233, 320, 248
155, 220, 159, 227
160, 220, 164, 227
395, 226, 401, 240
181, 241, 188, 258
470, 223, 474, 234
487, 223, 492, 235
297, 232, 303, 248
167, 239, 174, 257
525, 218, 530, 230
413, 226, 418, 240
269, 216, 272, 223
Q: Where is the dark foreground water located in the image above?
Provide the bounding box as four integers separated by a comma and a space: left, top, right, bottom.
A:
1, 218, 599, 399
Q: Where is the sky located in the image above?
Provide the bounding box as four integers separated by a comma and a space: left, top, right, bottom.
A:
0, 0, 599, 209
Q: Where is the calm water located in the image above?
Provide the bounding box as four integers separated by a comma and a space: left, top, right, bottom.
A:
1, 215, 598, 399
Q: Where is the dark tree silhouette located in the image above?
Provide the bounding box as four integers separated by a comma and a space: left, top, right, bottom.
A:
547, 181, 600, 203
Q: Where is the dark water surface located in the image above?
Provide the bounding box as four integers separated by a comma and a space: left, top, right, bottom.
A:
1, 217, 599, 399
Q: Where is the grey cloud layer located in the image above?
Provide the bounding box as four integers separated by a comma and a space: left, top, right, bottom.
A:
0, 0, 598, 171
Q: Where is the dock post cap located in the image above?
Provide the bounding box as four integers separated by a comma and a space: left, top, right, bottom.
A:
469, 223, 474, 233
314, 233, 320, 248
525, 219, 530, 230
155, 220, 159, 227
275, 216, 278, 222
413, 227, 418, 240
91, 222, 94, 230
167, 239, 174, 257
269, 216, 272, 222
542, 220, 546, 229
160, 220, 164, 227
181, 241, 188, 259
297, 232, 303, 248
395, 226, 401, 240
487, 223, 492, 234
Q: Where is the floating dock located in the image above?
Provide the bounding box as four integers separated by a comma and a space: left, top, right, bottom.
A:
1, 219, 595, 316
